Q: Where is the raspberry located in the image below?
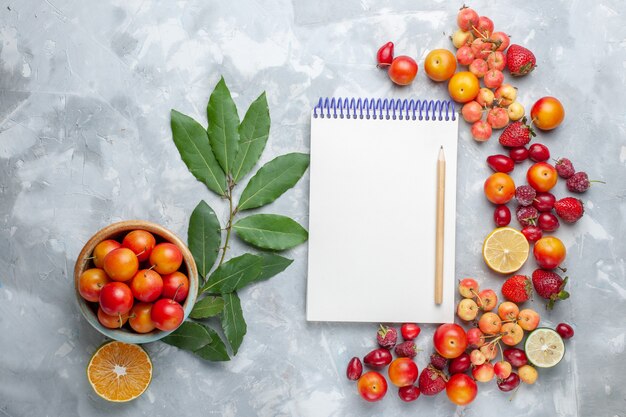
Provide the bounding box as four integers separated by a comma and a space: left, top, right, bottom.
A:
429, 352, 448, 370
515, 185, 536, 206
566, 172, 589, 193
555, 158, 575, 179
516, 205, 538, 227
377, 325, 398, 349
395, 341, 418, 358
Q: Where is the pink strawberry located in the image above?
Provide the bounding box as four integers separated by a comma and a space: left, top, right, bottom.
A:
531, 269, 569, 310
554, 197, 584, 223
418, 365, 448, 396
506, 44, 536, 76
395, 341, 418, 358
516, 205, 538, 227
429, 352, 448, 370
377, 324, 398, 349
501, 275, 532, 303
499, 117, 536, 147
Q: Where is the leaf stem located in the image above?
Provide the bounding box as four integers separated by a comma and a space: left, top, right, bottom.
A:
219, 176, 236, 266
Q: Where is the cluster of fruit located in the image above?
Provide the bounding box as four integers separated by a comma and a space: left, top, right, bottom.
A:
450, 6, 539, 141
481, 101, 602, 306
456, 278, 573, 393
348, 317, 573, 405
78, 230, 189, 333
346, 324, 423, 402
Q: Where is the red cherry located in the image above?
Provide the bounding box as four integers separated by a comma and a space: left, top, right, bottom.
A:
486, 154, 515, 173
398, 385, 420, 402
497, 372, 520, 392
448, 352, 471, 374
533, 192, 556, 212
537, 212, 560, 232
528, 143, 551, 162
556, 323, 574, 339
151, 298, 184, 331
521, 225, 543, 242
400, 323, 421, 341
377, 42, 394, 67
509, 146, 529, 163
494, 205, 511, 227
503, 348, 528, 367
99, 282, 133, 316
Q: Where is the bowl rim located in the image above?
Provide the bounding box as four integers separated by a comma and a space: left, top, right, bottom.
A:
74, 220, 198, 344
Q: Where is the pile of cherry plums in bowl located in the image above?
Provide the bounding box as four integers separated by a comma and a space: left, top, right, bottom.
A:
74, 220, 198, 343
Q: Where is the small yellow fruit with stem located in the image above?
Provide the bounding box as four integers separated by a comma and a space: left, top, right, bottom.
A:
507, 102, 525, 121
518, 364, 538, 384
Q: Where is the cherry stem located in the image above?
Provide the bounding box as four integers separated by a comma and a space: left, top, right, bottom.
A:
172, 283, 183, 301
471, 24, 489, 40
509, 384, 521, 402
471, 289, 485, 308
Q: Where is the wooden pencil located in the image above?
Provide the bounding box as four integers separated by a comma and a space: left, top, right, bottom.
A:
435, 146, 445, 305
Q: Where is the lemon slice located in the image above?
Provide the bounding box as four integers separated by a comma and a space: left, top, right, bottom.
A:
525, 328, 565, 368
482, 227, 529, 274
87, 341, 152, 402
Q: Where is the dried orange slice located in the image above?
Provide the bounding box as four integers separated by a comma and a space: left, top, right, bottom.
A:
482, 227, 529, 274
87, 341, 152, 402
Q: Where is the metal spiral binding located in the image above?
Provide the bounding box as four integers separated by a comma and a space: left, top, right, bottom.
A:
313, 97, 456, 121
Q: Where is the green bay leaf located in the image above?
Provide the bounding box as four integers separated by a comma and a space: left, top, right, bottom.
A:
258, 253, 293, 281
232, 92, 270, 183
161, 321, 212, 351
189, 296, 225, 319
233, 214, 308, 251
220, 292, 247, 355
237, 153, 309, 211
207, 77, 240, 174
170, 110, 227, 196
188, 200, 222, 281
193, 326, 230, 362
201, 253, 263, 294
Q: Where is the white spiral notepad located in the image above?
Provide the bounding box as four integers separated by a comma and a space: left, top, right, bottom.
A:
306, 98, 459, 323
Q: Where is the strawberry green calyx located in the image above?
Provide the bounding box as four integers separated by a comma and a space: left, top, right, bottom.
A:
547, 277, 569, 310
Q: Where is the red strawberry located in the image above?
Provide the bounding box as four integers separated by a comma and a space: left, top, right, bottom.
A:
554, 197, 584, 223
531, 269, 569, 310
429, 352, 448, 370
418, 365, 448, 396
506, 44, 536, 76
499, 117, 536, 147
501, 275, 532, 303
377, 324, 398, 349
395, 341, 418, 358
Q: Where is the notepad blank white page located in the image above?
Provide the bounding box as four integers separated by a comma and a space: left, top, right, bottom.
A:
307, 114, 458, 323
